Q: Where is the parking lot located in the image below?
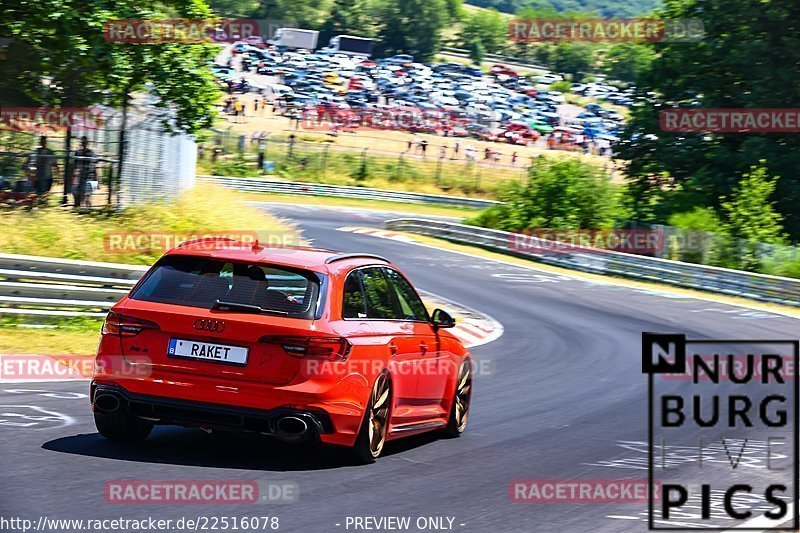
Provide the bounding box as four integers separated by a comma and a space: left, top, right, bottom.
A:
211, 40, 631, 159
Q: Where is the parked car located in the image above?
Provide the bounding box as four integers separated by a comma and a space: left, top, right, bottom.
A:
386, 54, 414, 65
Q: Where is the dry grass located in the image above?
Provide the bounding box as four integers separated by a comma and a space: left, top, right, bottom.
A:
0, 326, 102, 355
0, 182, 303, 265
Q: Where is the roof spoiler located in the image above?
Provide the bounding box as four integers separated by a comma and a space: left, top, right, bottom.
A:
324, 253, 389, 264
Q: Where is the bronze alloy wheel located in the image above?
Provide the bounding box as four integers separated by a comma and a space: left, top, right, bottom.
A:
454, 361, 472, 432
368, 372, 392, 457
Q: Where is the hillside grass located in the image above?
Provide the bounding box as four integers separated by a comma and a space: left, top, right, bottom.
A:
0, 184, 303, 354
0, 183, 304, 265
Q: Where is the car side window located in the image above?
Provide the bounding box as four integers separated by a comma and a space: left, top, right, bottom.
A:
361, 267, 399, 319
343, 270, 367, 319
383, 268, 428, 321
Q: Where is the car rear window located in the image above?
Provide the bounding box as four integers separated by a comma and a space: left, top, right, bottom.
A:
130, 255, 320, 318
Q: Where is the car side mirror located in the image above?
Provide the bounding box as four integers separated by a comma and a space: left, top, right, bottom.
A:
431, 308, 456, 329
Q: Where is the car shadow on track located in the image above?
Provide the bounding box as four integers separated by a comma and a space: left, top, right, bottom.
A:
41, 426, 442, 471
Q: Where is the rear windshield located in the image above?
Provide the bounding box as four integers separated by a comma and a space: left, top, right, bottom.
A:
130, 256, 320, 319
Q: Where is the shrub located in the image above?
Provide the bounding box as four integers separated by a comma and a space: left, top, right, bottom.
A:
466, 158, 623, 232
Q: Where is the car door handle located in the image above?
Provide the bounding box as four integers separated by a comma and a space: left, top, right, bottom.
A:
419, 342, 428, 355
388, 342, 398, 355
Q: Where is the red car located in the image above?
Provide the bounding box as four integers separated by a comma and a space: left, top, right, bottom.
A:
490, 64, 519, 78
91, 240, 473, 463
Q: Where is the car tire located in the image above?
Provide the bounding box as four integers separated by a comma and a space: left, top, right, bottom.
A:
351, 371, 392, 464
442, 360, 472, 438
94, 411, 153, 443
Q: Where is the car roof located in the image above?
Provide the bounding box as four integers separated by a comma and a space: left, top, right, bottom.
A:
164, 240, 391, 274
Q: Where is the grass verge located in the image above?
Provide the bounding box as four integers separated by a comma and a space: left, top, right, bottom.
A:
0, 183, 303, 354
0, 317, 104, 355
0, 182, 303, 265
231, 191, 481, 219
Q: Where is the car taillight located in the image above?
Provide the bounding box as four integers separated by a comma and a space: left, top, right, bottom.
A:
262, 336, 351, 361
102, 311, 160, 337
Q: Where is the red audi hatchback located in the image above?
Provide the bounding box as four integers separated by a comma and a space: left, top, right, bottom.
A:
91, 239, 473, 463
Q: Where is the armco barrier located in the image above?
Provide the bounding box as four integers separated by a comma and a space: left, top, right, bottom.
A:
383, 218, 800, 308
200, 175, 500, 210
0, 254, 146, 317
440, 46, 551, 73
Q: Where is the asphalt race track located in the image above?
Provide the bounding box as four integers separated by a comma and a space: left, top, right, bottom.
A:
2, 202, 799, 532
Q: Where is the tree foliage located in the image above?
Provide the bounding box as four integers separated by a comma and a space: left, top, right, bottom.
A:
459, 8, 507, 54
601, 43, 654, 84
469, 0, 660, 18
320, 0, 374, 44
467, 158, 624, 231
374, 0, 453, 61
468, 37, 485, 64
0, 0, 220, 133
618, 0, 800, 239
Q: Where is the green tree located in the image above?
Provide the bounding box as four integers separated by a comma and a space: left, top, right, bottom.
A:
468, 37, 485, 65
467, 158, 623, 231
375, 0, 451, 61
619, 0, 800, 239
721, 164, 786, 245
206, 0, 260, 16
601, 43, 654, 83
460, 8, 507, 54
709, 164, 787, 270
251, 0, 331, 28
1, 0, 220, 134
319, 0, 374, 44
551, 42, 594, 81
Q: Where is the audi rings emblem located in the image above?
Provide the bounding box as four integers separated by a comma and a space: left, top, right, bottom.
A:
194, 319, 226, 333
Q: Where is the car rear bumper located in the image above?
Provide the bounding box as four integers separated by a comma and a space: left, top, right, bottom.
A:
90, 376, 366, 447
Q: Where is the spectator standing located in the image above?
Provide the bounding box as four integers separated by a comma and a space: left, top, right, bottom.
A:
25, 136, 59, 204
72, 136, 97, 208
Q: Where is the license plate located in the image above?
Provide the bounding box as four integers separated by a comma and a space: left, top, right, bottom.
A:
168, 338, 248, 365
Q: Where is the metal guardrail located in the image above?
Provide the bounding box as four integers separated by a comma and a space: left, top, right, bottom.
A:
0, 254, 146, 318
440, 47, 552, 73
384, 218, 800, 308
7, 215, 800, 319
201, 175, 500, 210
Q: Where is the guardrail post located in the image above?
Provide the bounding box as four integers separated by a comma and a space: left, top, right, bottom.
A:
62, 127, 72, 206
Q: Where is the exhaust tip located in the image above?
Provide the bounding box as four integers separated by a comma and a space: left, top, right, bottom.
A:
276, 416, 308, 436
94, 393, 121, 413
